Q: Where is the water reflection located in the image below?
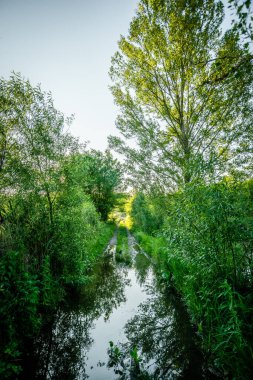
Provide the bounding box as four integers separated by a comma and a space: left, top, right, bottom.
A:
19, 251, 212, 380
20, 259, 129, 379
134, 252, 151, 285
124, 286, 203, 378
33, 311, 92, 380
108, 254, 207, 379
78, 260, 129, 321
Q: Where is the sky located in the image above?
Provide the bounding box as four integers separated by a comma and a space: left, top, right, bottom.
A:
0, 0, 138, 151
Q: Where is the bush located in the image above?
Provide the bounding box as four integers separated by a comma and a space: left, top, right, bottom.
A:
131, 193, 165, 235
162, 180, 253, 377
0, 252, 40, 378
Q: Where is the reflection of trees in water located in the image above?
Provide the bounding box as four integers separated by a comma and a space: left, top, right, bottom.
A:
134, 253, 151, 286
109, 277, 204, 380
126, 288, 203, 378
20, 258, 129, 379
79, 259, 130, 321
34, 311, 92, 380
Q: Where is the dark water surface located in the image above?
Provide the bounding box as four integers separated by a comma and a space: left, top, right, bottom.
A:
20, 248, 215, 379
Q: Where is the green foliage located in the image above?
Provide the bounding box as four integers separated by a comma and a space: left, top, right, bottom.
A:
114, 193, 129, 214
129, 346, 142, 365
131, 194, 153, 234
116, 226, 132, 265
108, 341, 122, 367
64, 150, 122, 220
109, 0, 253, 190
52, 190, 100, 284
132, 179, 253, 377
160, 180, 253, 377
116, 226, 129, 255
88, 221, 116, 259
228, 0, 253, 41
41, 254, 62, 307
0, 252, 40, 378
131, 193, 166, 234
107, 341, 151, 379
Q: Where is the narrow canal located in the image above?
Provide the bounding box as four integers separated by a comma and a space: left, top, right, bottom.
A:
20, 234, 216, 379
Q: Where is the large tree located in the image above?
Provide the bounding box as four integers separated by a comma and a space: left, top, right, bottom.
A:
109, 0, 253, 190
0, 73, 77, 224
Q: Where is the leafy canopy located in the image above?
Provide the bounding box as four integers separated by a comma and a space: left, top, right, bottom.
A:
109, 0, 253, 190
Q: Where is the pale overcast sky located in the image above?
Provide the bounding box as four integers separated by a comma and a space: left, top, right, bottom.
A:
0, 0, 138, 150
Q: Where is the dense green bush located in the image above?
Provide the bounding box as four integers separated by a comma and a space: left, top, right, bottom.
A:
162, 180, 253, 377
131, 193, 165, 234
51, 190, 99, 283
64, 151, 122, 220
130, 180, 253, 377
0, 251, 40, 377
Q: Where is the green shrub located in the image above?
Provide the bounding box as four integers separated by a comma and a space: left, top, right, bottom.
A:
162, 180, 253, 377
0, 251, 40, 378
115, 226, 132, 265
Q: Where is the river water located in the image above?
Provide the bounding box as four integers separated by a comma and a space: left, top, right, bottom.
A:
19, 239, 216, 379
